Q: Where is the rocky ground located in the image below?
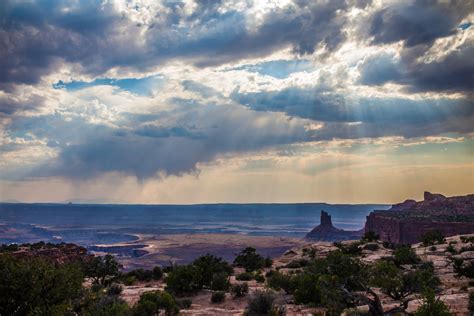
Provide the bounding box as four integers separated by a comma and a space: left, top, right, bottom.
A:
119, 234, 474, 315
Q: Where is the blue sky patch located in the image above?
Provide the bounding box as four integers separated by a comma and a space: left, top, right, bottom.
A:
230, 60, 314, 79
53, 75, 164, 96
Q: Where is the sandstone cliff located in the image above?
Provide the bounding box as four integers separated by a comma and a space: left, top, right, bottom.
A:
365, 192, 474, 244
305, 210, 363, 241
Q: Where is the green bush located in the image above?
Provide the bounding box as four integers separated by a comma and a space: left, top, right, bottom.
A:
414, 290, 452, 316
369, 260, 440, 300
85, 254, 121, 286
192, 254, 233, 288
363, 243, 379, 251
392, 245, 420, 266
230, 283, 249, 297
285, 259, 309, 269
210, 272, 230, 291
334, 242, 362, 255
211, 291, 226, 303
106, 283, 123, 296
234, 247, 267, 272
165, 264, 202, 295
421, 230, 446, 246
176, 298, 192, 309
264, 256, 273, 268
236, 272, 254, 281
254, 273, 265, 283
266, 271, 295, 294
125, 268, 153, 282
152, 266, 163, 280
362, 231, 379, 242
460, 236, 474, 243
0, 255, 84, 316
446, 244, 457, 254
245, 290, 283, 316
133, 291, 179, 316
452, 258, 474, 278
382, 241, 396, 249
82, 296, 131, 316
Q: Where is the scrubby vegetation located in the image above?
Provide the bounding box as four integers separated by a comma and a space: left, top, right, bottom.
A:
210, 291, 226, 303
452, 257, 474, 278
245, 290, 283, 316
414, 290, 452, 316
361, 230, 379, 243
1, 239, 467, 315
421, 230, 446, 246
231, 283, 249, 298
0, 255, 84, 315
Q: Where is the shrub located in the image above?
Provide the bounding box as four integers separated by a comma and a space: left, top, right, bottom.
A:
106, 283, 123, 296
0, 255, 84, 316
245, 290, 282, 316
134, 291, 179, 316
392, 245, 420, 266
452, 258, 474, 278
266, 271, 295, 294
234, 247, 266, 272
123, 275, 136, 285
210, 272, 230, 291
176, 298, 192, 309
126, 268, 153, 282
236, 272, 254, 281
83, 296, 131, 316
264, 257, 273, 268
292, 273, 321, 305
460, 236, 474, 243
85, 254, 121, 286
363, 243, 380, 251
370, 260, 440, 300
446, 244, 456, 254
383, 241, 396, 249
362, 231, 379, 242
211, 291, 226, 303
421, 230, 445, 246
231, 283, 249, 298
165, 264, 201, 295
152, 266, 163, 280
414, 290, 452, 316
192, 254, 233, 288
334, 242, 362, 255
254, 273, 265, 283
430, 246, 437, 252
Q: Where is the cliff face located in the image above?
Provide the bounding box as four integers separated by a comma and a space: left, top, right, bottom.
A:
305, 211, 362, 241
365, 192, 474, 244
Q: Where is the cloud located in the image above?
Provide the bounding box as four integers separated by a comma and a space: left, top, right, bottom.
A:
369, 1, 469, 47
231, 86, 474, 138
358, 40, 474, 94
0, 0, 350, 88
5, 100, 315, 179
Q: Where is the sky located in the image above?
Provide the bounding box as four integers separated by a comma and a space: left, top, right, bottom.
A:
0, 0, 473, 204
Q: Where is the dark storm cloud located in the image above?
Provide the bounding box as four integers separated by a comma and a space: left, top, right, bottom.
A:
6, 102, 314, 179
231, 87, 474, 134
0, 0, 348, 87
358, 40, 474, 94
360, 0, 474, 94
0, 93, 45, 114
369, 0, 469, 47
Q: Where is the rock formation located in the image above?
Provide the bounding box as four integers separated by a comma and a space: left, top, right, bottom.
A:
305, 210, 363, 241
365, 192, 474, 244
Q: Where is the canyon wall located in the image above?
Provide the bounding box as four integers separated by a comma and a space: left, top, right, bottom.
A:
365, 192, 474, 244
